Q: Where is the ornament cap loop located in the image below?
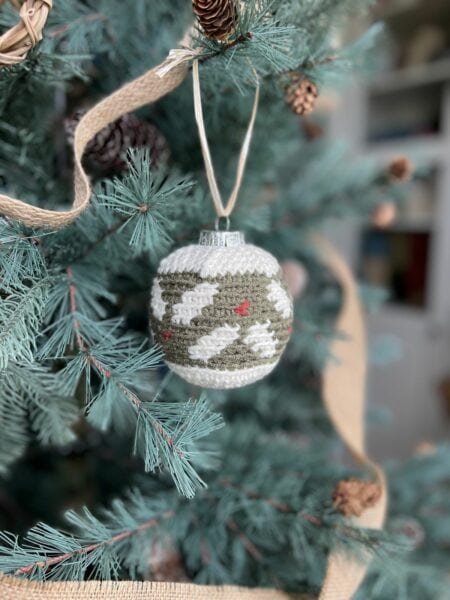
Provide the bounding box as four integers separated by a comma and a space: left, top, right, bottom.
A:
199, 229, 245, 247
215, 216, 231, 231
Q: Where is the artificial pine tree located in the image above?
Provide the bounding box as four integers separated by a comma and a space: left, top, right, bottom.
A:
0, 1, 449, 598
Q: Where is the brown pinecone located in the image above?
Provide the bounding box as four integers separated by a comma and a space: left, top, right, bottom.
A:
147, 539, 189, 583
65, 110, 170, 175
286, 76, 319, 117
192, 0, 238, 41
333, 479, 382, 518
302, 119, 324, 141
387, 156, 413, 183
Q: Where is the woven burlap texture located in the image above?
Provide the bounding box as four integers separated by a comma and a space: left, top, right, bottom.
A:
0, 577, 310, 599
0, 0, 52, 67
0, 48, 187, 226
0, 32, 387, 598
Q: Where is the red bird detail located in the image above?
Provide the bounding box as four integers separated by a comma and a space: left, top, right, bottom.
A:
234, 299, 251, 317
162, 330, 173, 341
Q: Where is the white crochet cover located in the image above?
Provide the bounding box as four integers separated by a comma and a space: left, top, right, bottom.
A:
151, 239, 293, 390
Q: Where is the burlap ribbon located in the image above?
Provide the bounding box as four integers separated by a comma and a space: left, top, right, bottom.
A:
0, 57, 188, 227
0, 36, 387, 599
0, 0, 52, 67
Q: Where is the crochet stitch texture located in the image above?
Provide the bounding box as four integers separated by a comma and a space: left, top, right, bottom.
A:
150, 241, 293, 389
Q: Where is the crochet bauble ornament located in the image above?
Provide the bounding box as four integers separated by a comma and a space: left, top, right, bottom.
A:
150, 230, 293, 389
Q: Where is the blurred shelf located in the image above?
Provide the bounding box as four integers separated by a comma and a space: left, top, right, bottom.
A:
370, 58, 450, 94
365, 136, 447, 163
377, 0, 450, 26
384, 219, 434, 233
373, 303, 428, 320
376, 0, 420, 20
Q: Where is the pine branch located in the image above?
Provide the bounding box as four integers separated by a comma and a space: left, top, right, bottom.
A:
56, 272, 223, 498
0, 278, 50, 369
0, 492, 175, 581
13, 513, 173, 577
0, 219, 45, 291
0, 361, 78, 472
97, 149, 194, 256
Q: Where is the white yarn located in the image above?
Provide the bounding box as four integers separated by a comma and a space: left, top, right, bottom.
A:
150, 279, 167, 321
188, 324, 240, 362
243, 321, 277, 359
158, 244, 280, 279
267, 280, 293, 319
172, 282, 219, 326
166, 360, 279, 389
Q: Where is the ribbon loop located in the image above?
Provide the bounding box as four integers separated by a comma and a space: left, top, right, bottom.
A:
192, 58, 260, 219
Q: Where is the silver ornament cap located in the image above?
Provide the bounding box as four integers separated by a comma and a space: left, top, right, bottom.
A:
199, 229, 245, 248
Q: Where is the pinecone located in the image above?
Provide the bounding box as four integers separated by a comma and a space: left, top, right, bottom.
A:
387, 156, 413, 183
147, 539, 189, 583
333, 479, 382, 518
65, 111, 170, 175
192, 0, 238, 41
302, 119, 324, 141
286, 76, 319, 117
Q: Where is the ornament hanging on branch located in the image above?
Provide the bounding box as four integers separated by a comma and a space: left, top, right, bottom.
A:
150, 229, 293, 389
192, 0, 238, 41
65, 111, 170, 175
285, 74, 319, 117
150, 59, 292, 390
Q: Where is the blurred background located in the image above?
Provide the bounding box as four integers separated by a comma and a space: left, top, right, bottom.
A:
326, 0, 450, 459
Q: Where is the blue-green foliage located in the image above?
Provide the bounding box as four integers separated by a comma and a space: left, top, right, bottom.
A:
4, 434, 445, 593
0, 0, 447, 596
357, 446, 450, 600
98, 149, 195, 256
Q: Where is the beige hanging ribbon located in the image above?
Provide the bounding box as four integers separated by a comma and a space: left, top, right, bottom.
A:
0, 236, 387, 599
317, 236, 387, 600
0, 0, 52, 67
192, 58, 260, 219
0, 53, 188, 228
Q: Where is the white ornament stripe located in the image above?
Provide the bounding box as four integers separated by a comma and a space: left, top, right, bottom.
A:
172, 282, 219, 326
243, 321, 277, 359
267, 280, 293, 319
188, 324, 240, 363
166, 360, 280, 389
158, 244, 280, 278
150, 278, 167, 321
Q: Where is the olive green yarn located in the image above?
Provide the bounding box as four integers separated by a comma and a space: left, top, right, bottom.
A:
151, 271, 292, 372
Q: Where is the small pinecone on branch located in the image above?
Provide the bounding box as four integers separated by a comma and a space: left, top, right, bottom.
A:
387, 156, 413, 183
147, 539, 189, 583
65, 111, 170, 175
286, 75, 319, 117
192, 0, 238, 41
302, 119, 324, 141
333, 479, 382, 518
